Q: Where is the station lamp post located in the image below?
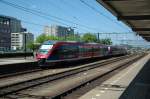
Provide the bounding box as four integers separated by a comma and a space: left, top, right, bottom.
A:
22, 28, 27, 59
24, 33, 27, 59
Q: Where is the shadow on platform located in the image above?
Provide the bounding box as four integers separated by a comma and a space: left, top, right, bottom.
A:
120, 59, 150, 99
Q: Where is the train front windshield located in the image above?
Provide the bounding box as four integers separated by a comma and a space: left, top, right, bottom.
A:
39, 45, 53, 54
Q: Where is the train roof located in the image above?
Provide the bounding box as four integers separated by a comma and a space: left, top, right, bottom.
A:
43, 40, 108, 46
43, 40, 83, 45
43, 40, 58, 45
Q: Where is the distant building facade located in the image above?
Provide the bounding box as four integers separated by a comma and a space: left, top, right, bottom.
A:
44, 25, 74, 37
0, 15, 26, 51
11, 32, 34, 50
0, 16, 11, 51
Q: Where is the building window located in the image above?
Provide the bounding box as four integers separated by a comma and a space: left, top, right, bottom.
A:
6, 21, 9, 25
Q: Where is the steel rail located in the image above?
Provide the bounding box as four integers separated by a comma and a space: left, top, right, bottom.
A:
0, 54, 138, 97
0, 55, 129, 79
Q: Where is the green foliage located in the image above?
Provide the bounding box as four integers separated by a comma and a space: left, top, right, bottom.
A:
27, 41, 39, 51
66, 35, 81, 41
35, 34, 81, 43
47, 35, 59, 41
82, 33, 97, 43
97, 38, 112, 45
36, 34, 48, 43
27, 41, 35, 51
36, 34, 59, 43
81, 33, 112, 44
35, 33, 112, 45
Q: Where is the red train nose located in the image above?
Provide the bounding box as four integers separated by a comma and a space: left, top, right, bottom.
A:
36, 53, 48, 60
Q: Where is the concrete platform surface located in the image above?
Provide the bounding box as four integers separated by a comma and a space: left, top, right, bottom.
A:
0, 57, 35, 65
79, 54, 150, 99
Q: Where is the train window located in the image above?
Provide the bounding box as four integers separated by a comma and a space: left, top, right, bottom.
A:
93, 47, 99, 52
67, 45, 78, 53
57, 44, 79, 59
38, 49, 49, 54
58, 45, 78, 53
59, 45, 67, 53
86, 47, 93, 52
79, 46, 85, 53
40, 45, 53, 50
38, 44, 53, 54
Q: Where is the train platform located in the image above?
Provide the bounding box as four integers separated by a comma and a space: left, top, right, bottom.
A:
0, 57, 37, 75
79, 53, 150, 99
0, 57, 36, 66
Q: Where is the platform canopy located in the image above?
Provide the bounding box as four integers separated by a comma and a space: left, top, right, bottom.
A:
97, 0, 150, 41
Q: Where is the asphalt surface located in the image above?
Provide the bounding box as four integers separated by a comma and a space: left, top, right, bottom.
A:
0, 57, 35, 65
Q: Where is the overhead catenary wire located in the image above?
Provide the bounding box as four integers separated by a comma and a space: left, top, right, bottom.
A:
47, 0, 103, 32
21, 19, 91, 33
0, 0, 103, 32
0, 0, 70, 26
21, 20, 45, 27
79, 0, 130, 31
48, 0, 80, 21
60, 0, 107, 32
59, 0, 80, 21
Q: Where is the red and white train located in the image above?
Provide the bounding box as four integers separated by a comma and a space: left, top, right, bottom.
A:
36, 40, 127, 67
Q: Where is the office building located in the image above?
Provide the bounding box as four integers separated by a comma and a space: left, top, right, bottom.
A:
11, 32, 34, 50
44, 25, 74, 37
0, 15, 26, 51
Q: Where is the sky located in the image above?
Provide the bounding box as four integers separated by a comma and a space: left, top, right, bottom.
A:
0, 0, 149, 47
0, 0, 132, 36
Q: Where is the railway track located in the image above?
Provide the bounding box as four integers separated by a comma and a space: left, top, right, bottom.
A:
0, 53, 145, 99
0, 54, 132, 87
0, 55, 123, 79
0, 55, 120, 79
0, 69, 41, 79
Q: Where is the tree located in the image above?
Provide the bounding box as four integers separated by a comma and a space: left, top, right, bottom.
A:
35, 33, 112, 45
82, 33, 97, 43
36, 34, 60, 43
36, 33, 82, 43
47, 35, 60, 41
27, 41, 37, 51
66, 35, 81, 41
36, 34, 48, 44
97, 38, 112, 45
